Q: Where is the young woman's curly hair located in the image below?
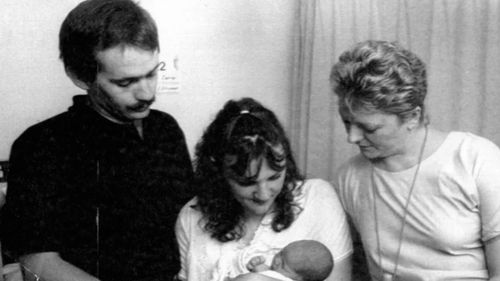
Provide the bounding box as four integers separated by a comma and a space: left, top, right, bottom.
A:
193, 97, 304, 242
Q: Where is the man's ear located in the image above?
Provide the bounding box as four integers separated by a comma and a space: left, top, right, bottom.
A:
65, 68, 90, 90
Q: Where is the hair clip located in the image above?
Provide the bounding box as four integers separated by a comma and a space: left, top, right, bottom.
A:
242, 135, 259, 144
240, 109, 250, 114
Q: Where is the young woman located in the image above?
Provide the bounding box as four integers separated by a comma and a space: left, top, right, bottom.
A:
175, 98, 352, 281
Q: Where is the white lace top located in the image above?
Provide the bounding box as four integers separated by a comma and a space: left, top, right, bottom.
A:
175, 179, 352, 281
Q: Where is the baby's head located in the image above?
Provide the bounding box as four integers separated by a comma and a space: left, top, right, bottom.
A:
271, 240, 334, 281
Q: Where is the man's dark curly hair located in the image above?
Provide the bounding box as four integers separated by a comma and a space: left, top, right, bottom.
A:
194, 97, 304, 242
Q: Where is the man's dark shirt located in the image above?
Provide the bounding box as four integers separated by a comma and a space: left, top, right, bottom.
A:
1, 95, 194, 281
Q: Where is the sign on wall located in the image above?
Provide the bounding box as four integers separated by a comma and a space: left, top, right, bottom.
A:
157, 55, 180, 95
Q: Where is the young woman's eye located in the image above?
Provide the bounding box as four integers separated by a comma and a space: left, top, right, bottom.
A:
269, 173, 282, 181
236, 180, 255, 187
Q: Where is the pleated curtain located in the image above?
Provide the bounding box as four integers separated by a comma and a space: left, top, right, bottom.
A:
290, 0, 500, 180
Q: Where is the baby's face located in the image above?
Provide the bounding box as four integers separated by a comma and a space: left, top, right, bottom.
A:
271, 249, 301, 280
270, 251, 284, 270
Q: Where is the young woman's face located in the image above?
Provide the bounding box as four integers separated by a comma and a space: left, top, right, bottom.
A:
339, 106, 413, 162
227, 157, 286, 220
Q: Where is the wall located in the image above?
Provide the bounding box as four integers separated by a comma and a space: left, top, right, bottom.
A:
0, 0, 297, 159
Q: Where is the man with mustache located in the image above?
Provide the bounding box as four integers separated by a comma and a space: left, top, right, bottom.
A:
1, 0, 194, 280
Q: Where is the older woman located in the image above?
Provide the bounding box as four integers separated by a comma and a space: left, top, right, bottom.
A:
175, 98, 352, 281
330, 40, 500, 281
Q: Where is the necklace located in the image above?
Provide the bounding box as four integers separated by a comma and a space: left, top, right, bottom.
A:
371, 125, 428, 281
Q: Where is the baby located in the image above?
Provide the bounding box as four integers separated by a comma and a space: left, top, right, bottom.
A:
230, 240, 334, 281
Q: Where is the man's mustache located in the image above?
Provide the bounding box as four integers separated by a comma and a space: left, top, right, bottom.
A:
129, 98, 155, 110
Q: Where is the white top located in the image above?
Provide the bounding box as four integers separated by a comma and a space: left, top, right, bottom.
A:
259, 270, 294, 281
336, 132, 500, 281
175, 179, 352, 281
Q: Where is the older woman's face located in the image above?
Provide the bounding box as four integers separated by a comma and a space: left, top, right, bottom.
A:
339, 106, 412, 161
227, 157, 286, 221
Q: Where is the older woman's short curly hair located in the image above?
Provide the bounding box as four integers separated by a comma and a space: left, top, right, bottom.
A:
194, 97, 303, 242
330, 40, 427, 123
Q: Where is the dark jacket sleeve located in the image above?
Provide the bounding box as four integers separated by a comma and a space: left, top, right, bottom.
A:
1, 126, 68, 260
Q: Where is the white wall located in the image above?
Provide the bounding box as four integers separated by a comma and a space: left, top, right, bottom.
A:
0, 0, 83, 160
0, 0, 297, 159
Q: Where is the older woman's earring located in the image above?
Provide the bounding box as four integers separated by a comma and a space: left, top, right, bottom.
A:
408, 125, 418, 132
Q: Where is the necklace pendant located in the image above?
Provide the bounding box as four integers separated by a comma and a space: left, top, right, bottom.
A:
381, 272, 397, 281
381, 272, 391, 281
391, 273, 402, 281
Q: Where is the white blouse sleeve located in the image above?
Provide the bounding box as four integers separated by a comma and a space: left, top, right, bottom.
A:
469, 136, 500, 242
175, 199, 195, 281
302, 179, 353, 262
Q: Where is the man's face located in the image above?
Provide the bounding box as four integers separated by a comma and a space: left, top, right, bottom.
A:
89, 45, 160, 122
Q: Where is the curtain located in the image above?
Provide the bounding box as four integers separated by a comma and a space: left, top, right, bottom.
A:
290, 0, 500, 181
